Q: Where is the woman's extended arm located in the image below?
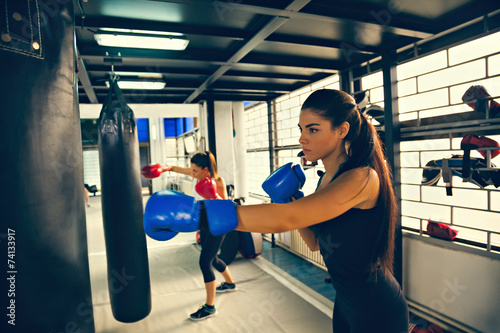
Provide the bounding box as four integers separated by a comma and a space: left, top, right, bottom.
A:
168, 165, 192, 176
235, 167, 379, 234
298, 228, 319, 251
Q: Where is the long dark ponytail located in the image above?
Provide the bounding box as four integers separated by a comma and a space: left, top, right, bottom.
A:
301, 89, 397, 277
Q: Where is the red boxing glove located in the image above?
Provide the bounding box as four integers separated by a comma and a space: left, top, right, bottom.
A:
195, 178, 218, 199
141, 164, 169, 179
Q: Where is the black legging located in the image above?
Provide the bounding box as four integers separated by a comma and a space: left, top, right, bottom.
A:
199, 228, 227, 283
331, 270, 409, 333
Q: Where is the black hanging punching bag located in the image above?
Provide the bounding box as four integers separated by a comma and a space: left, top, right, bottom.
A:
0, 1, 95, 332
98, 78, 151, 322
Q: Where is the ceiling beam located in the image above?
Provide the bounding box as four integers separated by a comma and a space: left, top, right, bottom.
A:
85, 65, 317, 81
80, 103, 200, 119
85, 64, 213, 76
265, 34, 379, 54
184, 0, 312, 103
78, 43, 229, 63
76, 47, 98, 104
75, 16, 246, 40
148, 0, 433, 39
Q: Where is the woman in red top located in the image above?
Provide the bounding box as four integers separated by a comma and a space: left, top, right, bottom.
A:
165, 151, 237, 321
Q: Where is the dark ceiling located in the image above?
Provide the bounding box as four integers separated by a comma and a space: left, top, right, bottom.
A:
74, 0, 500, 104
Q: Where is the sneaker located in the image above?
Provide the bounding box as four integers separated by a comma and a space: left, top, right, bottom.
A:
189, 304, 217, 321
216, 282, 237, 293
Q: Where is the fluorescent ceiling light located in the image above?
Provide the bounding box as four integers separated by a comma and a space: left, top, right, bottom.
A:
99, 28, 184, 37
112, 71, 163, 79
106, 81, 166, 90
95, 33, 189, 50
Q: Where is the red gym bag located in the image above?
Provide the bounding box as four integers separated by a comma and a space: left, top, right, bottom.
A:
426, 221, 459, 241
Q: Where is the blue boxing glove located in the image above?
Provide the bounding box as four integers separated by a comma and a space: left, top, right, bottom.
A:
144, 190, 239, 239
200, 200, 239, 236
143, 190, 200, 240
262, 162, 306, 203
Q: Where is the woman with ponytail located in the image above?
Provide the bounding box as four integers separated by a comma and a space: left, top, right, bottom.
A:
164, 151, 237, 321
236, 89, 408, 332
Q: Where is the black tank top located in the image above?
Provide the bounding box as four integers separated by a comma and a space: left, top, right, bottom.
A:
309, 167, 383, 293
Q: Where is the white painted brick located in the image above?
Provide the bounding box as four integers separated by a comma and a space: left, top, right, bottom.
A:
277, 128, 291, 139
276, 109, 290, 121
311, 75, 339, 91
249, 126, 260, 135
282, 137, 298, 146
249, 111, 260, 120
281, 118, 297, 130
276, 94, 290, 103
255, 115, 267, 126
290, 105, 301, 119
290, 85, 312, 98
324, 82, 340, 90
280, 96, 300, 110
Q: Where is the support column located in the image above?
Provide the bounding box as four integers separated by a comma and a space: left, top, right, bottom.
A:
381, 49, 403, 285
206, 99, 217, 158
232, 101, 248, 199
148, 118, 167, 193
214, 101, 235, 187
340, 69, 354, 94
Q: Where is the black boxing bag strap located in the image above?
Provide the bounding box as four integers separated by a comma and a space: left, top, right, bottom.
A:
441, 159, 453, 196
460, 134, 479, 182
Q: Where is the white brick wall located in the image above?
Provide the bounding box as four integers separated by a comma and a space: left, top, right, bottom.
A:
244, 74, 340, 199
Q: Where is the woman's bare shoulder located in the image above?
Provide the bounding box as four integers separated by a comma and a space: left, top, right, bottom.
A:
215, 176, 226, 186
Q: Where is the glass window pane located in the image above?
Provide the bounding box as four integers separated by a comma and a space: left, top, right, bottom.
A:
401, 152, 419, 167
400, 138, 451, 151
418, 60, 485, 92
454, 207, 500, 233
398, 78, 417, 97
449, 31, 500, 66
401, 201, 451, 221
398, 88, 448, 113
449, 77, 500, 104
402, 184, 420, 201
399, 112, 417, 122
423, 187, 487, 210
488, 53, 500, 76
490, 191, 500, 212
369, 86, 385, 103
397, 51, 447, 81
451, 226, 487, 244
419, 105, 471, 119
490, 233, 500, 248
421, 151, 454, 165
361, 71, 383, 90
401, 167, 423, 184
402, 216, 422, 229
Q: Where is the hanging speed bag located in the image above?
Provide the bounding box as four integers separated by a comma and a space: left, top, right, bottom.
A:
98, 79, 151, 322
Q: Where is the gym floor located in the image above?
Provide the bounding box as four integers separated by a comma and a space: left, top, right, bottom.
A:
85, 195, 334, 332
